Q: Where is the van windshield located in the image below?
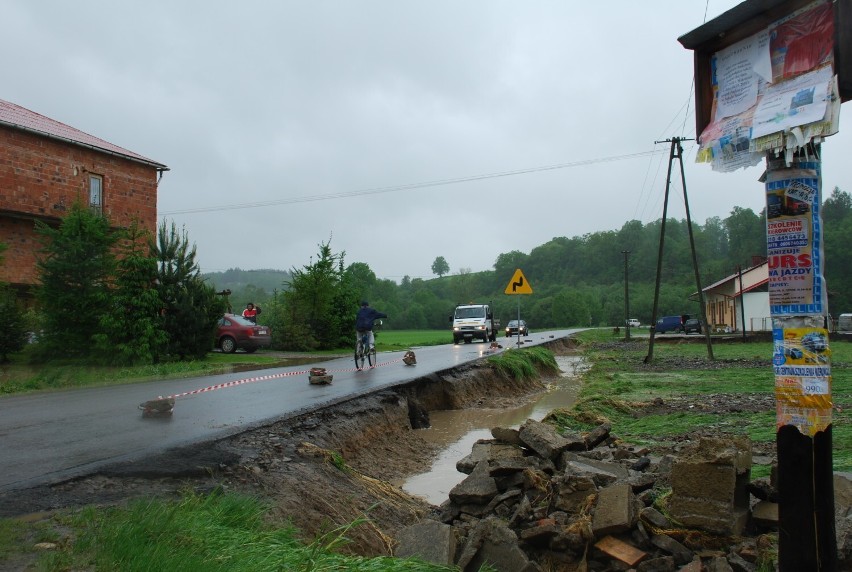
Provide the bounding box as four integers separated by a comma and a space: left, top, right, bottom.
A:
455, 307, 486, 319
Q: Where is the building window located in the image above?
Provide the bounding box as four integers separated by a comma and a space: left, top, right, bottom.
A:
89, 174, 103, 213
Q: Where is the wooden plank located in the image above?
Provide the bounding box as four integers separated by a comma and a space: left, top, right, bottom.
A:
594, 535, 647, 567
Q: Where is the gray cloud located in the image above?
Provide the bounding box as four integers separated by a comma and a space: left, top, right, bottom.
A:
3, 0, 849, 281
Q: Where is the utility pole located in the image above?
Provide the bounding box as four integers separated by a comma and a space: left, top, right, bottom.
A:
737, 265, 747, 341
646, 137, 713, 362
622, 250, 630, 341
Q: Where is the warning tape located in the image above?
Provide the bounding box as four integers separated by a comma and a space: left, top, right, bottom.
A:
158, 355, 405, 401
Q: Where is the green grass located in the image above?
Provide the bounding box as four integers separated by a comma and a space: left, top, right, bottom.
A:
375, 330, 450, 351
488, 346, 558, 380
551, 329, 852, 472
6, 492, 460, 572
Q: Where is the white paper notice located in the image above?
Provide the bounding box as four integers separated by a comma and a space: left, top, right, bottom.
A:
715, 31, 771, 120
752, 66, 832, 139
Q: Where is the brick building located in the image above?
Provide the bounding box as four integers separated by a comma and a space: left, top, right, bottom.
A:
0, 99, 168, 292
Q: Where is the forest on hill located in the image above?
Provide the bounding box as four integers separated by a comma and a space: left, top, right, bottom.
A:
204, 187, 852, 338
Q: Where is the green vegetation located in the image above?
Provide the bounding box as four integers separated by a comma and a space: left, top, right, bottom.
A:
6, 493, 458, 572
488, 346, 558, 380
549, 331, 852, 472
205, 187, 852, 337
377, 329, 451, 350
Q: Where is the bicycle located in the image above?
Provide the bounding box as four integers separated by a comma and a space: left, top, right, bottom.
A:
354, 320, 381, 370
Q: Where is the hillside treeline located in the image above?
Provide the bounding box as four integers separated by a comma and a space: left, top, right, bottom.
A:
207, 187, 851, 350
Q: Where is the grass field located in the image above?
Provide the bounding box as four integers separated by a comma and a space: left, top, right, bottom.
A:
549, 329, 852, 473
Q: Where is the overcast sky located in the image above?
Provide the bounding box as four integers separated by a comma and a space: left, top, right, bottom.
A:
3, 1, 850, 282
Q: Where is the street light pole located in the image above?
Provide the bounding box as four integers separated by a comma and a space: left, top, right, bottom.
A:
622, 250, 630, 341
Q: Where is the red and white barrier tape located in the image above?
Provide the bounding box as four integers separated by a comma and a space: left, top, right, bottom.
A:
158, 355, 405, 401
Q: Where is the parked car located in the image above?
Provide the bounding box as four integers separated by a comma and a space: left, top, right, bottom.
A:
683, 318, 703, 334
626, 318, 641, 328
505, 319, 529, 337
655, 315, 686, 334
215, 314, 272, 353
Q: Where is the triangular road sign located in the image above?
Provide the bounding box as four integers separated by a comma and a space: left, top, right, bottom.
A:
505, 268, 533, 295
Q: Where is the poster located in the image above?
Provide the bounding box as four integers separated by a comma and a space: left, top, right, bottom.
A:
765, 161, 825, 315
752, 66, 832, 139
696, 0, 837, 172
772, 323, 832, 435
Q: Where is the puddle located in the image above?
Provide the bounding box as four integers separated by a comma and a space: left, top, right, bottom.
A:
402, 356, 587, 505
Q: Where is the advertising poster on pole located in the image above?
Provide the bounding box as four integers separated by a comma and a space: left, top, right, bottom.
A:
772, 324, 832, 436
764, 160, 825, 315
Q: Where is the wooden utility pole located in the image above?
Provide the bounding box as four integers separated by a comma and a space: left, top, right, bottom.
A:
645, 137, 713, 363
622, 250, 631, 341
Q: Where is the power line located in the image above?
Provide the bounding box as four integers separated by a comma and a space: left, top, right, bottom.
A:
160, 149, 666, 216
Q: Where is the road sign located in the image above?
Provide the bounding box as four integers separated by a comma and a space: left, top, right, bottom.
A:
505, 268, 533, 295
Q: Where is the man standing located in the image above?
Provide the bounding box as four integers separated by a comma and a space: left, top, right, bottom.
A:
355, 301, 387, 350
242, 302, 260, 324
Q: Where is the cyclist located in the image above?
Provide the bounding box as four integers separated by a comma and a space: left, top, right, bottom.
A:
355, 301, 387, 351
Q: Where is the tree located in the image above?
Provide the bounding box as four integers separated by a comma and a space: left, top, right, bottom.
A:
94, 223, 167, 365
725, 207, 765, 268
277, 241, 353, 350
0, 243, 27, 362
154, 221, 224, 359
823, 186, 852, 224
34, 202, 117, 359
431, 256, 450, 278
0, 285, 27, 362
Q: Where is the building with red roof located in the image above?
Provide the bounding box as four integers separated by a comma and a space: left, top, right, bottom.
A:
0, 99, 168, 291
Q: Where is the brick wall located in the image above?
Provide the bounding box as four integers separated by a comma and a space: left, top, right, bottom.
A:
0, 126, 161, 287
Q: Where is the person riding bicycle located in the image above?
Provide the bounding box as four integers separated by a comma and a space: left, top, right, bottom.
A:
355, 301, 387, 351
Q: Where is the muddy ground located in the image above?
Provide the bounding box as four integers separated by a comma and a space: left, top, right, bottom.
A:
0, 337, 784, 561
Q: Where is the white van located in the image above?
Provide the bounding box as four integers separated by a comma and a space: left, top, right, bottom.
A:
839, 314, 852, 332
451, 303, 496, 344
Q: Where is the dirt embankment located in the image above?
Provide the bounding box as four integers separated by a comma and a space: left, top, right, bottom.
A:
0, 338, 577, 555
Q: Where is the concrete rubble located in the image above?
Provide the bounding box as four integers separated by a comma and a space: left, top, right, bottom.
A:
395, 418, 852, 571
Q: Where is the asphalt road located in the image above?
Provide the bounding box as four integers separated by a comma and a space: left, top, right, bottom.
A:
0, 330, 578, 493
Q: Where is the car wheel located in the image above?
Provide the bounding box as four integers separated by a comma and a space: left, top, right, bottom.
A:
220, 336, 237, 354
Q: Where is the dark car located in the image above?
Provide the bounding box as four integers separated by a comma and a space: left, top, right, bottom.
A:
683, 318, 703, 334
655, 315, 685, 334
505, 319, 529, 337
215, 314, 272, 353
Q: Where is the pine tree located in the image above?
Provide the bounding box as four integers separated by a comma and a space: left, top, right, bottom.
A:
154, 221, 224, 360
94, 223, 167, 364
34, 203, 116, 359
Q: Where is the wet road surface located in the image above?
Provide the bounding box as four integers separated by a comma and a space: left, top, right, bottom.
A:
0, 330, 578, 492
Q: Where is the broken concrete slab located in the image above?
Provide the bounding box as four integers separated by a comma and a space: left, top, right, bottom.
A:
394, 519, 456, 565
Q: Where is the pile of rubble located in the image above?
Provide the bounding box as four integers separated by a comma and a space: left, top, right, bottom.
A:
396, 418, 852, 571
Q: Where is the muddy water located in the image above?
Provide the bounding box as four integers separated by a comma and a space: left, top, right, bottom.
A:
402, 356, 587, 505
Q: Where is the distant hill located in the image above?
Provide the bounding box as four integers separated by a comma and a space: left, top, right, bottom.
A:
202, 268, 291, 293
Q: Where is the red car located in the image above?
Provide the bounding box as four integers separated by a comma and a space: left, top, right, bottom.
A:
215, 314, 271, 353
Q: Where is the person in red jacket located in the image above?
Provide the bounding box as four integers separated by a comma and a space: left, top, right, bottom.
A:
242, 302, 260, 324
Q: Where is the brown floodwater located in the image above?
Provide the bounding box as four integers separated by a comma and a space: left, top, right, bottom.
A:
401, 356, 587, 505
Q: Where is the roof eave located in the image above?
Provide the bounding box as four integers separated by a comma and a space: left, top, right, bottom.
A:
0, 120, 169, 172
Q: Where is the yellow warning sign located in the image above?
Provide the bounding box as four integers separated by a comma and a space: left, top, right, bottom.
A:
505, 268, 533, 295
